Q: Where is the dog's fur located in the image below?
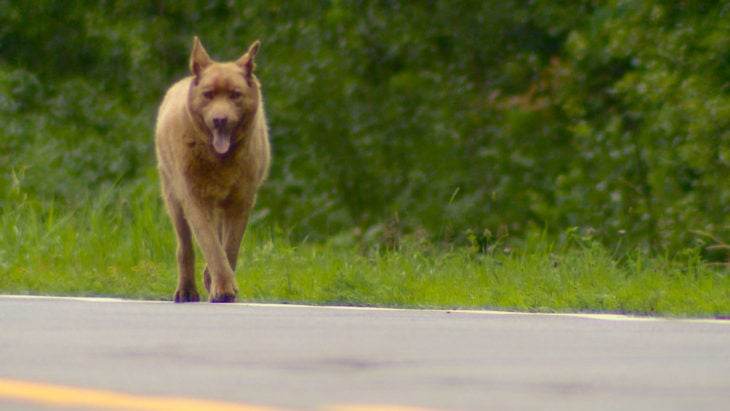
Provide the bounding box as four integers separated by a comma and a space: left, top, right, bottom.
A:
155, 37, 270, 302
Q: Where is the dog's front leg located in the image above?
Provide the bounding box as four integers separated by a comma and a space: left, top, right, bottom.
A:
172, 211, 199, 303
161, 183, 200, 303
223, 200, 254, 272
184, 201, 239, 303
204, 204, 251, 293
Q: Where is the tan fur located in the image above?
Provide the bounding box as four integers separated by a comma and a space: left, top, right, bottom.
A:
155, 37, 270, 303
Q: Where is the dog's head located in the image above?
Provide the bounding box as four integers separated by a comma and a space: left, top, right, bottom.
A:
188, 37, 261, 155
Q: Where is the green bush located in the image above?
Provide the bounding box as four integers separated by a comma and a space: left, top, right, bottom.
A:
1, 1, 728, 260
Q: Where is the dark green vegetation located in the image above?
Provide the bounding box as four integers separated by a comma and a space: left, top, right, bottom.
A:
1, 2, 728, 315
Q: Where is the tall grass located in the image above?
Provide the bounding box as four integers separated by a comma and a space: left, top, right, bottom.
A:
1, 172, 173, 299
1, 177, 729, 317
237, 234, 729, 316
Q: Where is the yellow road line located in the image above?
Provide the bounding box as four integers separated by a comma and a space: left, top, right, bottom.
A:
326, 406, 446, 411
0, 379, 447, 411
0, 378, 284, 411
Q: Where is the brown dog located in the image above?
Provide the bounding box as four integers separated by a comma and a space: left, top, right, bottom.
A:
155, 37, 270, 302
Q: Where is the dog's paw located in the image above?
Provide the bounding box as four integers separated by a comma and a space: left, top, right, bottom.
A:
174, 287, 200, 303
209, 281, 238, 303
209, 292, 236, 303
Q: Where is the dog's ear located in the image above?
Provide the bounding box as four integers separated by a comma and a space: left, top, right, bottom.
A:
190, 36, 213, 79
236, 40, 260, 76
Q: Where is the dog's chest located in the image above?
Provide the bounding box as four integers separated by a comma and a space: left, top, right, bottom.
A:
185, 145, 250, 203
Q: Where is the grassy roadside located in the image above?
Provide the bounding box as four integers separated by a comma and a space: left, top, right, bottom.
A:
1, 183, 729, 318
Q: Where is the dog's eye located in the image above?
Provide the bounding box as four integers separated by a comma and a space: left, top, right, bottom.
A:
203, 91, 214, 99
229, 91, 242, 99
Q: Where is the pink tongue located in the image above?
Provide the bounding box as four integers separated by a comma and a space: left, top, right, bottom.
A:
213, 132, 231, 154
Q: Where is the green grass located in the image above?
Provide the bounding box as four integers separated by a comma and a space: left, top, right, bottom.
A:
1, 181, 729, 318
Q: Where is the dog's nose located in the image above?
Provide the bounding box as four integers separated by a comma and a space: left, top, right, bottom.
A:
213, 117, 227, 129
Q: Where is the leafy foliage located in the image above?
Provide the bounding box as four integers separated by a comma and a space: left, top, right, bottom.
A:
1, 1, 728, 259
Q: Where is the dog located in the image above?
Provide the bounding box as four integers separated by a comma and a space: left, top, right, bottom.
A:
155, 37, 270, 302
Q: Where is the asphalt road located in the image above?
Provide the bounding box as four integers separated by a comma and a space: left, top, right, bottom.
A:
1, 295, 729, 411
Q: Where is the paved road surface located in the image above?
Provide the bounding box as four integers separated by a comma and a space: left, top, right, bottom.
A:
1, 295, 729, 410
